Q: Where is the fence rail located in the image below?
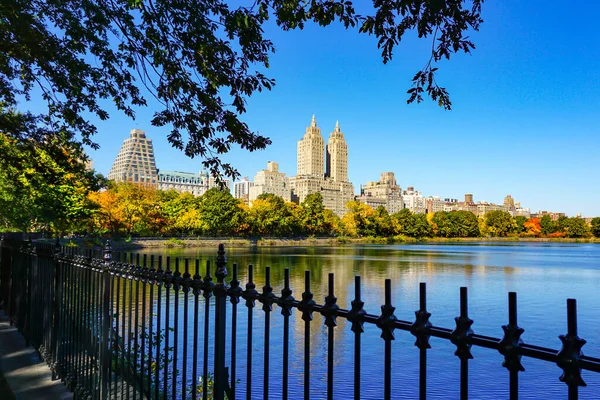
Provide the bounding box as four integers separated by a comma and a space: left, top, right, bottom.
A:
0, 236, 598, 400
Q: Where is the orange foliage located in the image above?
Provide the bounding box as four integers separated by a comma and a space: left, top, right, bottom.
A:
523, 217, 541, 236
547, 231, 566, 238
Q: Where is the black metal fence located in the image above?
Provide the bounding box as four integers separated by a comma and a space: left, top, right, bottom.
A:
0, 237, 599, 400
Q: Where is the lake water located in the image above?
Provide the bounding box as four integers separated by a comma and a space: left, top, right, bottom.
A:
130, 242, 600, 399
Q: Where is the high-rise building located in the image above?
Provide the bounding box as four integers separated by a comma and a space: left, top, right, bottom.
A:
108, 129, 158, 186
426, 196, 444, 214
249, 161, 291, 203
503, 194, 516, 213
465, 193, 474, 204
326, 121, 348, 182
157, 170, 229, 196
234, 177, 254, 203
359, 172, 403, 214
291, 116, 354, 217
297, 115, 324, 178
402, 186, 426, 214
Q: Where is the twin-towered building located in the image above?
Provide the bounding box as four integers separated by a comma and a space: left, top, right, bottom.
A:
247, 115, 354, 217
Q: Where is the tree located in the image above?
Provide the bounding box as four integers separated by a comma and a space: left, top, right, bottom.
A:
198, 188, 245, 236
591, 217, 600, 238
247, 193, 299, 236
540, 215, 557, 235
562, 218, 590, 238
484, 210, 515, 237
342, 201, 377, 237
513, 216, 528, 234
1, 1, 483, 180
450, 211, 480, 237
300, 193, 328, 235
391, 209, 413, 236
0, 122, 103, 234
523, 218, 541, 237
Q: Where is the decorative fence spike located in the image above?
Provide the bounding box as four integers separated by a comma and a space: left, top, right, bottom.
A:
498, 292, 525, 372
451, 287, 474, 360
557, 299, 587, 389
410, 282, 432, 350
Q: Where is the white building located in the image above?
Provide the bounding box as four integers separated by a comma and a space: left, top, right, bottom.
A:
234, 177, 254, 203
403, 187, 426, 214
249, 161, 291, 203
158, 170, 230, 196
108, 129, 158, 185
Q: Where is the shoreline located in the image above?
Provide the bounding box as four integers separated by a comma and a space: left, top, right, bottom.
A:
58, 236, 600, 249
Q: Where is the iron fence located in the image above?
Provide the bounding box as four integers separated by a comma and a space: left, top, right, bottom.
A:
0, 236, 599, 400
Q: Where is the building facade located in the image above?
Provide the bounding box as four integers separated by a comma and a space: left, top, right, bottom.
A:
234, 177, 254, 203
157, 170, 230, 196
249, 161, 291, 203
402, 187, 426, 214
292, 116, 354, 217
359, 172, 404, 214
108, 129, 158, 186
425, 196, 444, 214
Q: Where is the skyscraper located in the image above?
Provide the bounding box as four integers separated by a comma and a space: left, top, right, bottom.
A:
108, 129, 158, 186
297, 115, 325, 178
291, 116, 354, 217
326, 121, 348, 182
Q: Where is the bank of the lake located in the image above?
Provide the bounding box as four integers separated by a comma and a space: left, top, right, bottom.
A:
58, 235, 600, 249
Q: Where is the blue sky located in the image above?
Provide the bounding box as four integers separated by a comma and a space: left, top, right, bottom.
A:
43, 1, 600, 216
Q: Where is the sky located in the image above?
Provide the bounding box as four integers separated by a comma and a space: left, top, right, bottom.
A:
27, 1, 600, 216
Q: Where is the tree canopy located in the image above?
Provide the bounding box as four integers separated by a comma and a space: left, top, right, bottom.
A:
1, 0, 483, 179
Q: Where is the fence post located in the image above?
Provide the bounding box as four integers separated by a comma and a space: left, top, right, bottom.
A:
213, 244, 228, 400
50, 238, 62, 380
100, 241, 112, 399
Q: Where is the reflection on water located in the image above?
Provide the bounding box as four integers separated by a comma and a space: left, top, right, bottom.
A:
116, 242, 600, 399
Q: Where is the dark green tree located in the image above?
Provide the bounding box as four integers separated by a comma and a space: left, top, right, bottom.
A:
373, 206, 395, 237
1, 0, 483, 179
484, 210, 515, 237
562, 218, 590, 238
513, 216, 528, 234
391, 209, 413, 236
540, 214, 557, 235
0, 112, 104, 234
591, 217, 600, 238
406, 214, 433, 238
197, 188, 244, 236
450, 211, 480, 237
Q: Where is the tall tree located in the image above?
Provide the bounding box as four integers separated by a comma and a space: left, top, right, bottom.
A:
591, 217, 600, 238
483, 210, 515, 237
198, 188, 245, 236
0, 114, 103, 234
1, 0, 484, 180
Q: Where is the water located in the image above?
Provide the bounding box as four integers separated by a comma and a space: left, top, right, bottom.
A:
128, 242, 600, 399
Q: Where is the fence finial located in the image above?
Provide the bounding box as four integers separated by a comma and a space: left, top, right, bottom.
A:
103, 240, 112, 263
215, 243, 228, 285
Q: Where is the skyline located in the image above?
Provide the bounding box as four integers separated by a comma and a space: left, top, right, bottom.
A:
26, 1, 599, 216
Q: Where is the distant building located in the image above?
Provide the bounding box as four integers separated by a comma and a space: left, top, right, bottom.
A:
403, 186, 426, 214
291, 116, 354, 217
359, 172, 404, 214
443, 198, 459, 212
514, 207, 531, 218
504, 194, 516, 214
476, 202, 508, 217
234, 177, 254, 204
426, 196, 444, 214
158, 170, 230, 196
249, 161, 291, 203
108, 129, 158, 186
